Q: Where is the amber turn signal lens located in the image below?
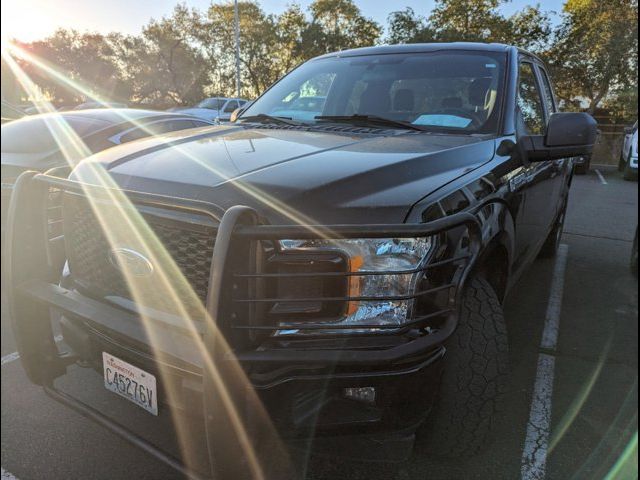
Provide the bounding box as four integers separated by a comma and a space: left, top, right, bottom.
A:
346, 255, 363, 315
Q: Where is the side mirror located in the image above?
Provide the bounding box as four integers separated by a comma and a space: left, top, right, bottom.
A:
519, 112, 598, 162
624, 126, 634, 135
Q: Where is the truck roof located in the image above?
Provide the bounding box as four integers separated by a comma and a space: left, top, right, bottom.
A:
315, 42, 511, 59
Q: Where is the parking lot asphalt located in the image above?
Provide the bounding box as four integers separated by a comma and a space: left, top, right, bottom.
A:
1, 167, 638, 480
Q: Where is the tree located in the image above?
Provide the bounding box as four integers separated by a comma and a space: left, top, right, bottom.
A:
304, 0, 381, 56
386, 0, 551, 53
547, 0, 638, 113
274, 4, 309, 73
200, 1, 280, 98
429, 0, 504, 42
386, 8, 436, 44
135, 5, 208, 106
17, 29, 126, 106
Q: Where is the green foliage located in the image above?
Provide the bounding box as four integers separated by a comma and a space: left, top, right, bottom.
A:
16, 29, 126, 105
305, 0, 381, 55
546, 0, 638, 113
386, 8, 436, 44
5, 0, 637, 117
136, 4, 209, 106
386, 0, 551, 51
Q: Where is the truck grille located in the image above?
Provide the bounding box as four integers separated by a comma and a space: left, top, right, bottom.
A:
64, 194, 216, 319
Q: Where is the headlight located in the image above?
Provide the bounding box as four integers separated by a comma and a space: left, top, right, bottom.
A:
277, 237, 433, 334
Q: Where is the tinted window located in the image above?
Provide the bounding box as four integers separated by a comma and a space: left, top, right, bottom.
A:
243, 52, 507, 133
1, 116, 110, 153
517, 62, 545, 135
268, 72, 335, 121
224, 101, 238, 113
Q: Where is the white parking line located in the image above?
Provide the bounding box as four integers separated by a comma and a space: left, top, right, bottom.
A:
1, 335, 63, 366
540, 244, 569, 351
595, 169, 608, 185
1, 467, 19, 479
521, 244, 569, 480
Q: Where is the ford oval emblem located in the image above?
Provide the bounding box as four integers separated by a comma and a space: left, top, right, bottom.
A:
108, 247, 154, 277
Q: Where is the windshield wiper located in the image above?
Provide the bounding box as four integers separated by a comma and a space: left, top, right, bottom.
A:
314, 114, 427, 132
239, 114, 302, 126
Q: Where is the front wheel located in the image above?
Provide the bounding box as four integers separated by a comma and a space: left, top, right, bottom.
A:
574, 156, 590, 174
416, 277, 509, 457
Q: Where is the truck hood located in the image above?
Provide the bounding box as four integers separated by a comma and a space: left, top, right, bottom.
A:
72, 125, 495, 224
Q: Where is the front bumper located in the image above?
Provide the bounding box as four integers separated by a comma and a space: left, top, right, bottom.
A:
5, 172, 480, 478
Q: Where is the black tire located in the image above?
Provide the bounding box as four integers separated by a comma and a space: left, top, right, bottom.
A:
623, 162, 637, 181
417, 277, 509, 457
623, 147, 637, 180
539, 200, 566, 258
574, 156, 590, 175
618, 154, 626, 172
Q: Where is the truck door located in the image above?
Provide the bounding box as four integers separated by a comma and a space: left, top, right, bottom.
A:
536, 64, 567, 222
513, 60, 558, 268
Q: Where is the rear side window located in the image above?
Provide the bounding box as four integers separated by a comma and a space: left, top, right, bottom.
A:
517, 62, 545, 135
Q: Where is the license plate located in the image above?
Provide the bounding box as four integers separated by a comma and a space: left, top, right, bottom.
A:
102, 352, 158, 415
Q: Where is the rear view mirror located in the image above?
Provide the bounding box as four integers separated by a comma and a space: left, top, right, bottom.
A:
519, 112, 598, 162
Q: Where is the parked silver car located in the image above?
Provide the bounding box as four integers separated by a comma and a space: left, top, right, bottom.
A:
171, 97, 249, 122
619, 120, 638, 180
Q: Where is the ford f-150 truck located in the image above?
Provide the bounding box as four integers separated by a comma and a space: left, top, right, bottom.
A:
5, 43, 597, 479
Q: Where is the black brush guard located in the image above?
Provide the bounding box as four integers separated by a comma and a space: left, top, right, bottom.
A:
5, 171, 482, 479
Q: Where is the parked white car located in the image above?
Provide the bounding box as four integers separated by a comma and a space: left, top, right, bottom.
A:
172, 97, 249, 122
619, 120, 638, 180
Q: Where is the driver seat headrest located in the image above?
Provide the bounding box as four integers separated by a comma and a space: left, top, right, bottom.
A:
469, 77, 494, 107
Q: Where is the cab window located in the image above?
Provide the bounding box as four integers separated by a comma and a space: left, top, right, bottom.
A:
517, 62, 545, 136
537, 67, 556, 115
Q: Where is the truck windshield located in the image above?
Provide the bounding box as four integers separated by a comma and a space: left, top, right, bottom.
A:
241, 51, 507, 133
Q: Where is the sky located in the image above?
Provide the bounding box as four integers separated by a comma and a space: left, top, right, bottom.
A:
1, 0, 565, 43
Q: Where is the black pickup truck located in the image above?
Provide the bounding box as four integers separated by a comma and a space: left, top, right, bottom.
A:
5, 43, 597, 479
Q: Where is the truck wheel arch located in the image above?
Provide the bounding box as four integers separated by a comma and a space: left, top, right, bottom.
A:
470, 203, 515, 303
